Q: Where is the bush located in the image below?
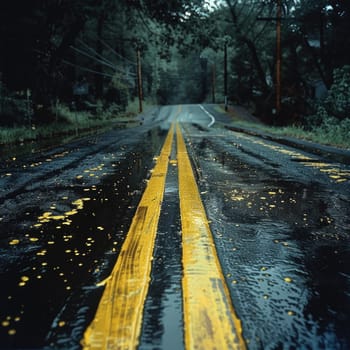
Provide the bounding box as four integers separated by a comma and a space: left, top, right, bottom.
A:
52, 103, 93, 126
324, 65, 350, 119
301, 66, 350, 146
312, 116, 350, 146
0, 87, 33, 126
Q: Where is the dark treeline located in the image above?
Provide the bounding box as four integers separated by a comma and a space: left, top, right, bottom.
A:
220, 0, 350, 125
0, 0, 349, 127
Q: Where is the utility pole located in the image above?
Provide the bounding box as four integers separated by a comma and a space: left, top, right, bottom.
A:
137, 48, 143, 113
257, 0, 283, 117
224, 42, 228, 111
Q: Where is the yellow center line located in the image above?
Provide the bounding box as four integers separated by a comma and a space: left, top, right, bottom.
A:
81, 123, 175, 350
176, 123, 246, 350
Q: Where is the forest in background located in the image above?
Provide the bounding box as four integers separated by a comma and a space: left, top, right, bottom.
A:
0, 0, 349, 144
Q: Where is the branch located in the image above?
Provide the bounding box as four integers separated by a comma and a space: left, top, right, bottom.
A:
252, 4, 274, 42
98, 39, 137, 66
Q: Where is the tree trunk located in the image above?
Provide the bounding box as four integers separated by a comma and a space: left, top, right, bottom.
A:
303, 34, 332, 90
240, 35, 269, 94
225, 0, 269, 94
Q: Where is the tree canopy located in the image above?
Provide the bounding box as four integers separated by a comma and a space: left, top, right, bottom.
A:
0, 0, 349, 125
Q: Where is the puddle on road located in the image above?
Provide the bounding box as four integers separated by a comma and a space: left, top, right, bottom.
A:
193, 137, 350, 349
0, 128, 166, 349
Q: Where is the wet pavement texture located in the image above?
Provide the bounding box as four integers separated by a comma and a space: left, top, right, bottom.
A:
181, 110, 350, 350
139, 136, 183, 350
0, 104, 349, 349
0, 113, 169, 349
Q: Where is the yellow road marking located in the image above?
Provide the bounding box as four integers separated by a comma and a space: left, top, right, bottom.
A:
81, 124, 174, 350
176, 123, 246, 350
232, 133, 349, 183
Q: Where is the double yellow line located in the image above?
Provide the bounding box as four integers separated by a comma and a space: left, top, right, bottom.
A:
82, 122, 246, 350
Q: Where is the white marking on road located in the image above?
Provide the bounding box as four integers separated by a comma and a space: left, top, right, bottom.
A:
199, 105, 215, 128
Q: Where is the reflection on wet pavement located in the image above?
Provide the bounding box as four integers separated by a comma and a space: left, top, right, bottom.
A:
187, 126, 350, 350
233, 132, 350, 184
139, 144, 183, 350
1, 107, 349, 349
0, 127, 166, 349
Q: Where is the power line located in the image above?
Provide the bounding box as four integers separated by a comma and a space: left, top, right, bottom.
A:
99, 39, 137, 66
77, 39, 118, 68
62, 60, 114, 78
70, 45, 116, 70
70, 45, 136, 78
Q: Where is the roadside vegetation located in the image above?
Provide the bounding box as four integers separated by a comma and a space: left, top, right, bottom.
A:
226, 65, 350, 149
229, 114, 350, 149
3, 97, 348, 149
0, 99, 148, 145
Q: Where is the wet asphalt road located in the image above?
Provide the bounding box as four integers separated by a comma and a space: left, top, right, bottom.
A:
0, 104, 349, 349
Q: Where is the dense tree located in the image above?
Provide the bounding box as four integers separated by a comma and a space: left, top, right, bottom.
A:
201, 0, 349, 123
0, 0, 94, 121
0, 0, 349, 126
295, 0, 350, 87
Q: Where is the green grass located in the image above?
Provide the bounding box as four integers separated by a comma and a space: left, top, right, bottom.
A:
0, 122, 84, 144
231, 120, 350, 149
0, 126, 36, 144
0, 100, 151, 145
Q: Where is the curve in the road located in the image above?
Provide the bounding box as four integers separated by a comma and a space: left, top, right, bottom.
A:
199, 104, 215, 127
